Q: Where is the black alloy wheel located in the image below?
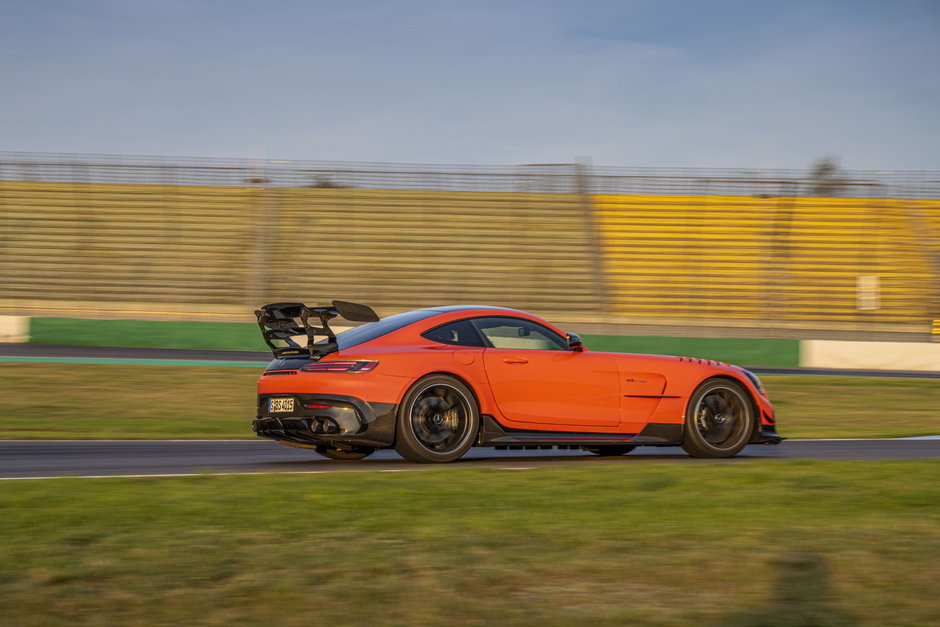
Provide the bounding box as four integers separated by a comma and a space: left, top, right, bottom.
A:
681, 379, 755, 458
314, 445, 375, 460
394, 375, 480, 463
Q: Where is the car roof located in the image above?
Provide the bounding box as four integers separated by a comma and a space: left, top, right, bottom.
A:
333, 305, 566, 352
405, 305, 567, 338
422, 305, 528, 315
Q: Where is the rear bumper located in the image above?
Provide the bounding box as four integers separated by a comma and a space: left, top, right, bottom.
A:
254, 393, 398, 449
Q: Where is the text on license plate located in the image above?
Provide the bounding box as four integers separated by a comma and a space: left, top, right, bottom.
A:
268, 398, 294, 413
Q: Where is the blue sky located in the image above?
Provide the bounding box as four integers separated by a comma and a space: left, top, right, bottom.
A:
1, 0, 938, 169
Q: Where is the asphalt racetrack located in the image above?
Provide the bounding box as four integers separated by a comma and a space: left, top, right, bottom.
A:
2, 439, 939, 479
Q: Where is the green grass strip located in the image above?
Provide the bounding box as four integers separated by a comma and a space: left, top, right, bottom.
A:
0, 462, 937, 625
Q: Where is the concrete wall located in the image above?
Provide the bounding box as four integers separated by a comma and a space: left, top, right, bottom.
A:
802, 340, 940, 371
0, 316, 28, 343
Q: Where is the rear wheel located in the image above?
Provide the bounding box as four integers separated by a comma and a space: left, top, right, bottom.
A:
582, 445, 636, 456
314, 445, 375, 460
394, 375, 479, 463
681, 379, 755, 458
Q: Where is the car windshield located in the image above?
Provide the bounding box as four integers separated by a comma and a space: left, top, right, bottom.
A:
316, 309, 439, 350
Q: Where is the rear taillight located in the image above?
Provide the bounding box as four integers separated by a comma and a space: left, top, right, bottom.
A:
300, 360, 379, 373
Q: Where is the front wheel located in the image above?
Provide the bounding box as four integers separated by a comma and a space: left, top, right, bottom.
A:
394, 375, 480, 463
681, 379, 755, 458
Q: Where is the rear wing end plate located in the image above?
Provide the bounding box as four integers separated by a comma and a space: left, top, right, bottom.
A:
254, 300, 379, 358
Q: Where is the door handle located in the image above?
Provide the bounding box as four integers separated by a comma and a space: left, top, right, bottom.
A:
502, 356, 529, 364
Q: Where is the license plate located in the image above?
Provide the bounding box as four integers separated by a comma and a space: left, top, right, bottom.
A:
268, 397, 294, 413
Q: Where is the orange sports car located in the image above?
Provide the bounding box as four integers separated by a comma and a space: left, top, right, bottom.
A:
253, 301, 781, 462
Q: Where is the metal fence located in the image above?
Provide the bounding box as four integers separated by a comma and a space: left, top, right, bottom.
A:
1, 152, 938, 341
3, 151, 939, 197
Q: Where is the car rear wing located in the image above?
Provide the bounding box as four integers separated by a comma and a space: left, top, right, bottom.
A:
255, 300, 380, 358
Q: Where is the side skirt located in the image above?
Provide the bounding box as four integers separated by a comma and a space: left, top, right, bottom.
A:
476, 415, 683, 449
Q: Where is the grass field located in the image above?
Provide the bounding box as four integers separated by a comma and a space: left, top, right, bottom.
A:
1, 363, 938, 440
0, 461, 937, 625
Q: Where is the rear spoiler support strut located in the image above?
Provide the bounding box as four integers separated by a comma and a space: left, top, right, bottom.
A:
254, 300, 379, 358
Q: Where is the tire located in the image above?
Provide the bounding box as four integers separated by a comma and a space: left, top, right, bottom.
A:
315, 445, 375, 460
582, 445, 636, 456
394, 375, 480, 463
681, 378, 755, 458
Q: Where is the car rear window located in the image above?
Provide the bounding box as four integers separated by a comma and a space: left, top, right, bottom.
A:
421, 319, 487, 347
326, 309, 439, 350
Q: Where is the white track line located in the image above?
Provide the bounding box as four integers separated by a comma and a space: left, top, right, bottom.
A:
0, 469, 380, 481
0, 466, 541, 481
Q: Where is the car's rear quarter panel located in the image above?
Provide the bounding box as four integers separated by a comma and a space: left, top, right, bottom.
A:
258, 342, 500, 415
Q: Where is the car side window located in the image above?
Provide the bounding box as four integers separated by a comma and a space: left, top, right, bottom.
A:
421, 319, 487, 347
472, 317, 568, 350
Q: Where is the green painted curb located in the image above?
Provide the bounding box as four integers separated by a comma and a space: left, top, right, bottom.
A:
30, 318, 266, 351
581, 334, 800, 368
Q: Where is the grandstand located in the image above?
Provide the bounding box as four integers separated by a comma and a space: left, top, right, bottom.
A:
264, 187, 601, 314
0, 181, 600, 319
1, 181, 255, 308
594, 195, 939, 329
1, 153, 938, 339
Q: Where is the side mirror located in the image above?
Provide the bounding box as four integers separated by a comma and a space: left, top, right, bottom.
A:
567, 332, 583, 351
